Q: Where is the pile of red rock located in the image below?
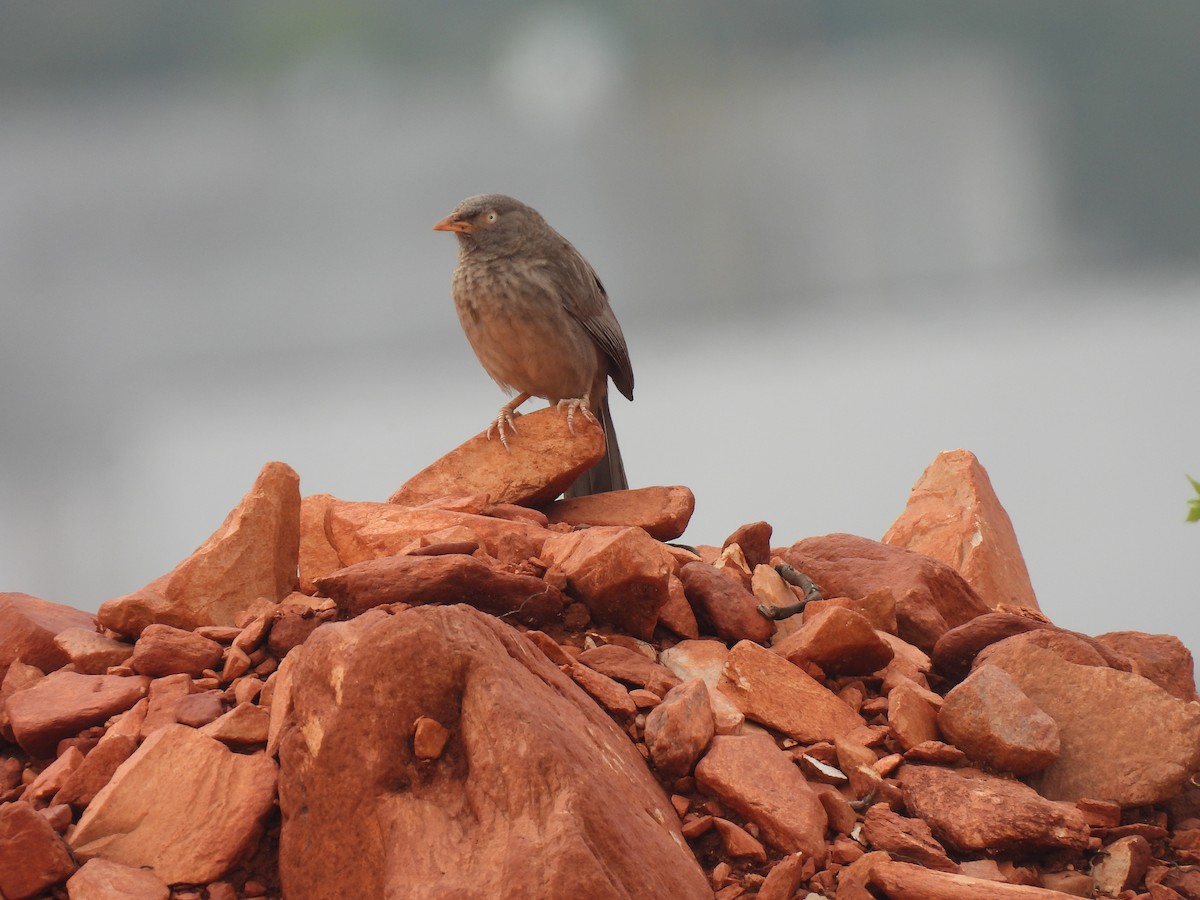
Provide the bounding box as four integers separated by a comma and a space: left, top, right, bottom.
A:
2, 409, 1199, 900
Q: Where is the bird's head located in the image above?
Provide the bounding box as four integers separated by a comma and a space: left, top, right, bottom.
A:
432, 194, 543, 255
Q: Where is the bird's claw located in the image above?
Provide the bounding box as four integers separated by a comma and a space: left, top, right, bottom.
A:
486, 409, 521, 449
556, 398, 598, 435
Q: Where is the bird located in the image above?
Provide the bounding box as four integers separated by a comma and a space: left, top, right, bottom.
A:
432, 193, 634, 497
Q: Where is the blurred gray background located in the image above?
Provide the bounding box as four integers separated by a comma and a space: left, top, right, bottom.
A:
3, 3, 1198, 667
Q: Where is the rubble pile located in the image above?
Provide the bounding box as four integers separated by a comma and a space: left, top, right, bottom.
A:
2, 410, 1198, 900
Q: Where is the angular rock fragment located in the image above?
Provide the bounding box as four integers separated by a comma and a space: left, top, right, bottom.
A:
66, 857, 170, 900
931, 611, 1052, 679
986, 641, 1200, 805
715, 638, 868, 744
887, 679, 941, 750
98, 461, 300, 636
938, 664, 1059, 775
779, 533, 988, 650
52, 627, 132, 675
774, 605, 894, 676
1089, 834, 1152, 897
6, 671, 150, 758
658, 640, 745, 734
0, 800, 77, 899
1095, 631, 1197, 701
322, 501, 550, 567
861, 802, 958, 872
718, 640, 865, 743
576, 643, 680, 694
70, 724, 278, 885
541, 485, 696, 541
129, 624, 224, 677
567, 661, 637, 717
694, 731, 827, 863
314, 552, 565, 625
882, 449, 1041, 612
389, 406, 606, 507
276, 605, 710, 899
0, 593, 97, 681
899, 765, 1091, 853
869, 860, 1082, 899
678, 562, 775, 644
540, 526, 672, 639
722, 521, 773, 570
644, 678, 715, 779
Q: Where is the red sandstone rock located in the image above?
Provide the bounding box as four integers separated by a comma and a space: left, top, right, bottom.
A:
751, 564, 797, 615
297, 492, 342, 591
140, 673, 194, 738
869, 860, 1081, 899
1090, 834, 1153, 896
887, 679, 942, 750
711, 816, 767, 862
0, 593, 97, 682
883, 449, 1041, 612
984, 641, 1200, 805
899, 765, 1091, 853
678, 562, 775, 644
1095, 631, 1197, 701
70, 724, 278, 884
267, 605, 325, 657
275, 605, 710, 899
66, 857, 170, 900
774, 606, 894, 675
413, 716, 451, 760
567, 661, 638, 717
861, 802, 959, 871
756, 852, 807, 900
644, 678, 715, 779
540, 526, 672, 639
658, 640, 745, 734
931, 611, 1052, 678
978, 627, 1130, 672
52, 628, 132, 675
199, 703, 271, 748
717, 640, 865, 743
129, 624, 224, 677
722, 521, 773, 570
938, 664, 1059, 775
173, 692, 226, 728
694, 731, 828, 862
21, 745, 83, 806
314, 552, 565, 625
321, 500, 549, 568
98, 462, 300, 636
388, 406, 606, 507
6, 671, 150, 758
778, 533, 989, 650
53, 732, 138, 810
577, 643, 681, 693
0, 799, 77, 899
541, 485, 696, 540
657, 574, 700, 639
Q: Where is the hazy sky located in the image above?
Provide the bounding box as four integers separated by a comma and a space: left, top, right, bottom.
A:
3, 3, 1198, 673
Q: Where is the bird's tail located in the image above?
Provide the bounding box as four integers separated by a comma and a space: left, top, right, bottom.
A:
566, 392, 627, 498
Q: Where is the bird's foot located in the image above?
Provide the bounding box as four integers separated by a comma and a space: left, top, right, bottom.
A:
486, 409, 522, 449
556, 397, 598, 435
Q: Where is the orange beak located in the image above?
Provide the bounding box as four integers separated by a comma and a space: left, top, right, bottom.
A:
432, 215, 473, 234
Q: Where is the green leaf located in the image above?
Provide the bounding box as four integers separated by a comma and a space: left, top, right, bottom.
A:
1188, 475, 1200, 523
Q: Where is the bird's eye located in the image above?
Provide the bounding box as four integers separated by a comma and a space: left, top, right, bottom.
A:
485, 211, 498, 223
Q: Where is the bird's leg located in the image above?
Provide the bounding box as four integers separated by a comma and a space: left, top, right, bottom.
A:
487, 392, 531, 449
555, 397, 599, 435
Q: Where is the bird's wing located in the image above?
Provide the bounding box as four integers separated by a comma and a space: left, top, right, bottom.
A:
550, 242, 635, 401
